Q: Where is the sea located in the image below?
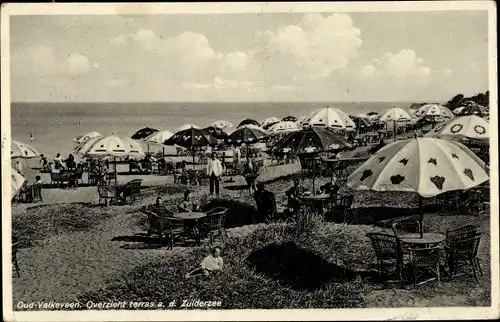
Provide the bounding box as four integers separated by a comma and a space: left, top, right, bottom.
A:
11, 101, 415, 159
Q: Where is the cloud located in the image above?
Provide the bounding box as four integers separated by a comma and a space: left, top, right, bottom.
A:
104, 13, 362, 89
251, 13, 362, 83
12, 44, 97, 78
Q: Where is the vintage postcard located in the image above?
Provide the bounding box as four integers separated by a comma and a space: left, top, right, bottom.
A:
2, 1, 498, 321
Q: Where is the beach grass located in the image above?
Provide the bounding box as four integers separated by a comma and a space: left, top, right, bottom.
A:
76, 210, 490, 309
12, 203, 117, 248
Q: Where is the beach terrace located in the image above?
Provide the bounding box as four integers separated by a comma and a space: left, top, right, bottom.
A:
10, 110, 492, 310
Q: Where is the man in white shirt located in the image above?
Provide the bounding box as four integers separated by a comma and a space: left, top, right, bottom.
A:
185, 246, 224, 278
206, 152, 223, 195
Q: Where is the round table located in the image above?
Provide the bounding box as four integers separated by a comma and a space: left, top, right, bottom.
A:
399, 233, 446, 246
174, 212, 206, 220
301, 194, 331, 214
302, 194, 330, 201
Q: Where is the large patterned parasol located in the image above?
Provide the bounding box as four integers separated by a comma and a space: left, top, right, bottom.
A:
347, 137, 489, 233
131, 127, 158, 140
379, 107, 412, 122
424, 115, 489, 141
271, 127, 352, 156
237, 119, 261, 128
271, 127, 352, 194
267, 121, 300, 135
164, 127, 217, 169
75, 135, 145, 159
144, 130, 174, 145
415, 104, 453, 120
11, 140, 40, 159
282, 116, 298, 122
302, 107, 356, 130
177, 124, 201, 132
456, 104, 489, 117
202, 126, 229, 140
262, 117, 281, 129
226, 125, 267, 146
72, 131, 102, 144
210, 120, 233, 129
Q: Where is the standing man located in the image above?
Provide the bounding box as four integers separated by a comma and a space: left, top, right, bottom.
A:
206, 152, 222, 196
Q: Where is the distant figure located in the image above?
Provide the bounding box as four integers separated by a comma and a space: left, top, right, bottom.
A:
78, 119, 82, 125
34, 175, 44, 185
30, 133, 34, 142
253, 183, 277, 222
14, 160, 23, 175
242, 156, 259, 195
54, 153, 65, 170
185, 246, 224, 279
234, 146, 241, 164
178, 190, 199, 213
206, 152, 222, 196
65, 154, 76, 169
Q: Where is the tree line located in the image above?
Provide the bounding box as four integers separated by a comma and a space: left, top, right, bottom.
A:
445, 91, 489, 111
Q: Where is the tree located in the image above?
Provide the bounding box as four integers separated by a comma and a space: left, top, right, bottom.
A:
446, 94, 464, 110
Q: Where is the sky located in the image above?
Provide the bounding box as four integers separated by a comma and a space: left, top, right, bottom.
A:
9, 11, 489, 102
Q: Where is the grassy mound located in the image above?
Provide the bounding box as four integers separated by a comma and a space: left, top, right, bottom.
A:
12, 203, 116, 248
77, 222, 369, 309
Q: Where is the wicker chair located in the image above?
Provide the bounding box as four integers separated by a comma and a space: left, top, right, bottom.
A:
165, 218, 186, 250
206, 208, 229, 244
97, 186, 115, 206
408, 246, 442, 287
446, 233, 483, 282
366, 233, 399, 277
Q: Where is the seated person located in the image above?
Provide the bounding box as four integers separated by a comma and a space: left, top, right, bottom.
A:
253, 183, 277, 222
284, 178, 304, 216
185, 246, 224, 278
319, 176, 340, 197
51, 162, 61, 173
178, 190, 199, 212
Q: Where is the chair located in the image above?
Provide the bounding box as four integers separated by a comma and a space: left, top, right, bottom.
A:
465, 189, 485, 215
105, 172, 115, 185
391, 219, 421, 237
165, 218, 186, 250
408, 246, 442, 287
124, 179, 143, 205
206, 209, 228, 244
445, 225, 479, 245
331, 195, 354, 223
12, 237, 20, 278
447, 233, 483, 282
366, 233, 399, 277
97, 186, 115, 206
50, 172, 63, 187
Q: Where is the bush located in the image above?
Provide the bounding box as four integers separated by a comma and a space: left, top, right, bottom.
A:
200, 194, 262, 228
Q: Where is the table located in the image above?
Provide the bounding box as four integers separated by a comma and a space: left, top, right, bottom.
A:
301, 194, 331, 215
174, 212, 207, 220
174, 212, 207, 245
399, 233, 446, 246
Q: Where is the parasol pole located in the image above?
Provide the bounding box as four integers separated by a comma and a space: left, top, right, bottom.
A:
312, 155, 316, 196
114, 156, 117, 184
393, 120, 397, 142
192, 146, 196, 170
419, 196, 424, 238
